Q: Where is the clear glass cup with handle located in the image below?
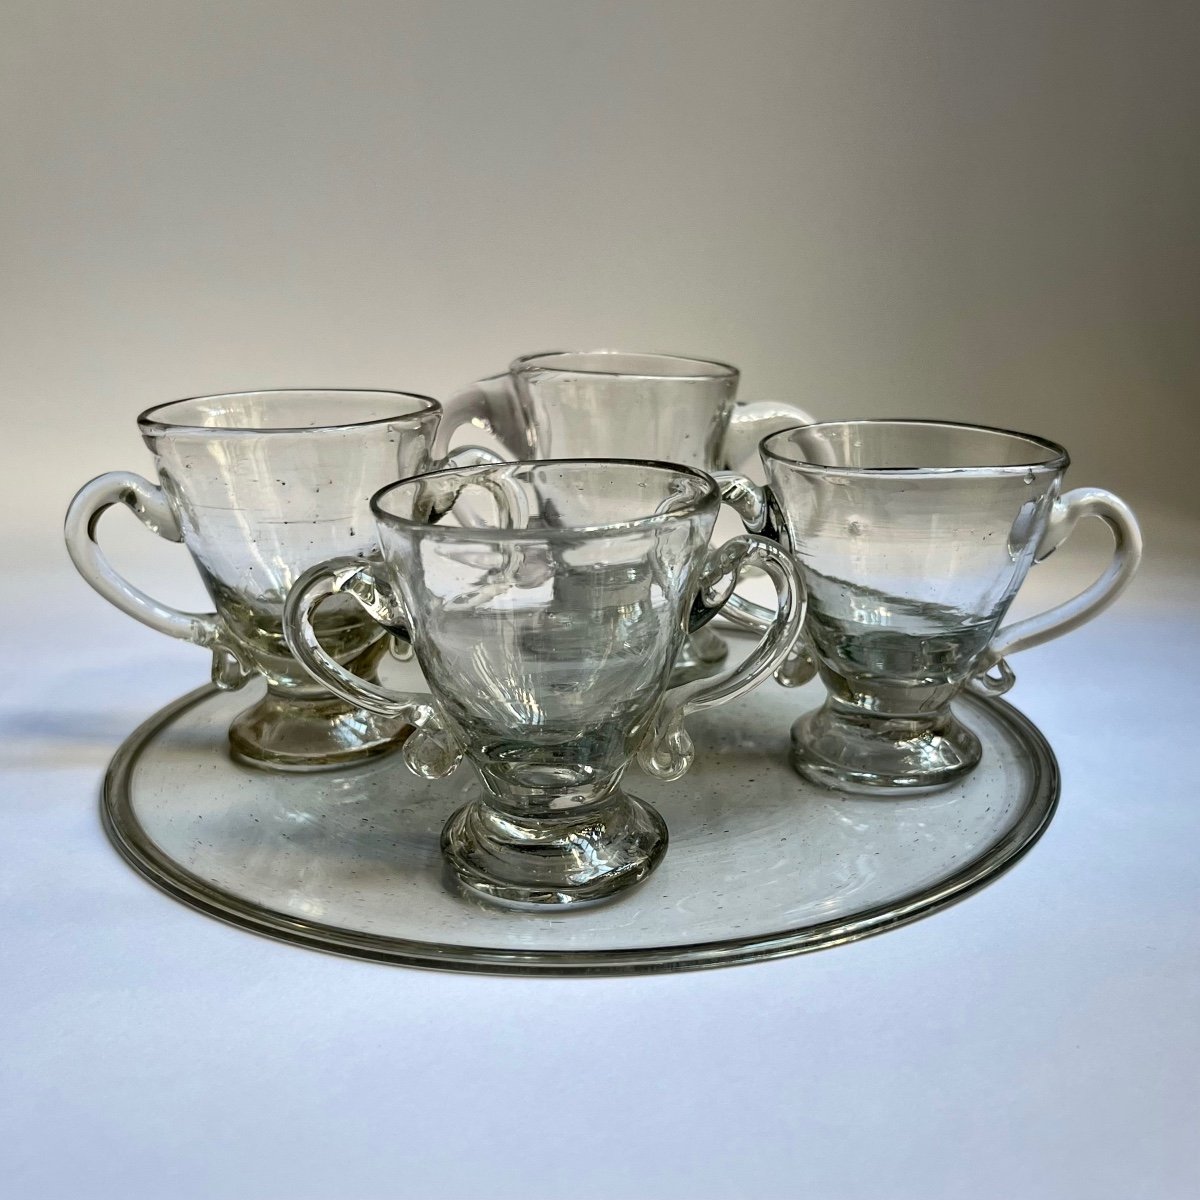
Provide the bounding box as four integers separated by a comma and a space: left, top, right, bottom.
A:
719, 419, 1142, 793
283, 459, 805, 907
64, 389, 442, 770
437, 349, 815, 683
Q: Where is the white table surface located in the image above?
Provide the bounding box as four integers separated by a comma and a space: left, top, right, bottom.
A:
2, 518, 1197, 1200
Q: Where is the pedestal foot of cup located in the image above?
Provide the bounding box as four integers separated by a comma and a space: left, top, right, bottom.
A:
440, 791, 669, 907
227, 687, 411, 772
670, 626, 729, 687
790, 701, 982, 795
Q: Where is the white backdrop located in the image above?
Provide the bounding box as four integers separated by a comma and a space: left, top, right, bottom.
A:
2, 0, 1198, 539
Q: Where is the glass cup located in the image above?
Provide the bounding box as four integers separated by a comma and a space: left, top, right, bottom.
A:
65, 389, 441, 770
283, 459, 805, 907
720, 419, 1142, 793
437, 349, 815, 683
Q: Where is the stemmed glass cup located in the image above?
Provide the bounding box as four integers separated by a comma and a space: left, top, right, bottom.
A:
284, 458, 805, 905
720, 419, 1142, 792
65, 389, 441, 770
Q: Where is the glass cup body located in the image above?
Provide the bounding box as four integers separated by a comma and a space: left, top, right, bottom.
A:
767, 421, 1062, 713
66, 389, 441, 769
505, 350, 739, 466
376, 461, 717, 811
139, 391, 437, 687
439, 349, 813, 684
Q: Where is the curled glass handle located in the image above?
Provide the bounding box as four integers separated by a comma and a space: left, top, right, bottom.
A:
283, 558, 461, 778
713, 472, 784, 543
711, 471, 816, 686
433, 371, 533, 461
968, 487, 1143, 697
637, 533, 806, 781
721, 401, 815, 476
63, 471, 251, 689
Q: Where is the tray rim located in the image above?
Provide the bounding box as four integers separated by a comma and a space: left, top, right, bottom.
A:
101, 683, 1060, 976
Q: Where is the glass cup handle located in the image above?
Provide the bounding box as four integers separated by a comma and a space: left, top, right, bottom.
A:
968, 487, 1143, 697
710, 472, 817, 686
63, 471, 252, 689
283, 558, 462, 778
721, 401, 816, 475
443, 446, 506, 469
433, 371, 534, 462
636, 534, 806, 781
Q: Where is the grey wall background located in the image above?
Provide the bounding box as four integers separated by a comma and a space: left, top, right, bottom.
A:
3, 0, 1198, 555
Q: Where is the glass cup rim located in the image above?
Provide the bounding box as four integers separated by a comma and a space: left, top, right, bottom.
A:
510, 348, 740, 382
137, 388, 442, 435
761, 418, 1070, 476
372, 457, 720, 539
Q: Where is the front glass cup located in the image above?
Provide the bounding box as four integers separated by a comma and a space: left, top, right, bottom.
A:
436, 350, 816, 684
64, 389, 442, 770
283, 459, 805, 907
720, 420, 1142, 793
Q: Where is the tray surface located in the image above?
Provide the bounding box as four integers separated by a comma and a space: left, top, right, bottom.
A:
103, 643, 1058, 974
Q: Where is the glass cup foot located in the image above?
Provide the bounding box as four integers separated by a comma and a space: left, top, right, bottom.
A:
440, 791, 669, 907
790, 701, 982, 795
227, 688, 411, 772
670, 625, 729, 687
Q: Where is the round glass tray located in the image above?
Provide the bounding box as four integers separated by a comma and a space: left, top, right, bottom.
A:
102, 646, 1058, 975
